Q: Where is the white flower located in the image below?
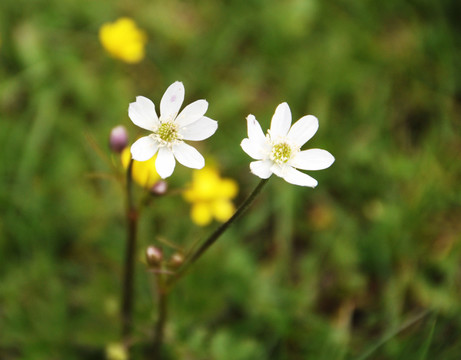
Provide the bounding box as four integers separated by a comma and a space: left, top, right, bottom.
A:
129, 81, 218, 178
240, 102, 334, 187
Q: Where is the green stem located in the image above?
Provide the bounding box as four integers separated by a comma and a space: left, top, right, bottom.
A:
152, 274, 168, 359
167, 177, 270, 288
121, 159, 137, 346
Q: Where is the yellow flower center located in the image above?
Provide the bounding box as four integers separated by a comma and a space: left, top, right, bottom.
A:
157, 121, 178, 143
270, 142, 292, 164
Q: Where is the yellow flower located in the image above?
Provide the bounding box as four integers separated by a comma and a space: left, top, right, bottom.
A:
183, 166, 238, 226
106, 342, 127, 360
99, 17, 147, 63
121, 147, 159, 188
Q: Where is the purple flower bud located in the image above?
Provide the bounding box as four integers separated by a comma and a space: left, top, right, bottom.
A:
146, 246, 163, 268
109, 125, 129, 153
150, 180, 168, 195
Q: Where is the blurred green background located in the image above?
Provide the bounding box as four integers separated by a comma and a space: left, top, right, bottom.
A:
1, 0, 461, 359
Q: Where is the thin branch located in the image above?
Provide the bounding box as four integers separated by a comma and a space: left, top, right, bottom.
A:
121, 159, 138, 347
167, 178, 270, 288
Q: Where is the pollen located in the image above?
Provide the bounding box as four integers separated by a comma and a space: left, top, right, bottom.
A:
157, 121, 178, 143
270, 142, 292, 164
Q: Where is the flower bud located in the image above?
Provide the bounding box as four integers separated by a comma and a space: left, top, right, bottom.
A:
169, 252, 184, 268
109, 125, 129, 153
146, 246, 163, 268
150, 180, 168, 195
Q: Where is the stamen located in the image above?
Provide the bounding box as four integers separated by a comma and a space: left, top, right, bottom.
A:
157, 121, 178, 143
270, 142, 292, 164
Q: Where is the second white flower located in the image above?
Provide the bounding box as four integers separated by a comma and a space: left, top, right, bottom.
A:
240, 102, 334, 187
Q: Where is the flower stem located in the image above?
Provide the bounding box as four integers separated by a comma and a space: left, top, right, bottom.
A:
167, 177, 270, 287
121, 159, 138, 346
152, 274, 169, 359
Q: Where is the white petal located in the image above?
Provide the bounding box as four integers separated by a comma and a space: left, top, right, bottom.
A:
272, 165, 318, 187
241, 138, 267, 160
130, 136, 159, 161
155, 147, 176, 178
291, 149, 335, 170
172, 142, 205, 169
180, 116, 218, 141
249, 160, 273, 179
160, 81, 185, 121
247, 115, 266, 144
128, 96, 159, 131
176, 100, 209, 127
287, 115, 319, 147
270, 163, 287, 178
270, 102, 291, 138
242, 115, 268, 160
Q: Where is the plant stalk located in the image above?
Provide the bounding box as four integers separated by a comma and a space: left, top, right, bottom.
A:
121, 159, 137, 346
167, 177, 270, 287
152, 275, 168, 359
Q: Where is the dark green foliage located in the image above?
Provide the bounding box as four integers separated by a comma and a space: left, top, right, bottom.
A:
0, 0, 460, 359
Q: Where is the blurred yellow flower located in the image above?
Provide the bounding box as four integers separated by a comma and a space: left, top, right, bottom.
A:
106, 342, 127, 360
183, 166, 238, 226
99, 17, 147, 63
121, 147, 159, 189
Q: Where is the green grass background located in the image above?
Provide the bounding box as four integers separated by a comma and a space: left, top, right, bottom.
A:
1, 0, 460, 359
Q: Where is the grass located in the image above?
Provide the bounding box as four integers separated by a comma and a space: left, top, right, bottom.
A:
1, 0, 460, 359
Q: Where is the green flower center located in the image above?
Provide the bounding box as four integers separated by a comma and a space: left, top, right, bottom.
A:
157, 121, 178, 143
270, 142, 292, 164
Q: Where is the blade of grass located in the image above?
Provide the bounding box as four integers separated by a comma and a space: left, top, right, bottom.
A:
355, 309, 432, 360
418, 314, 437, 360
